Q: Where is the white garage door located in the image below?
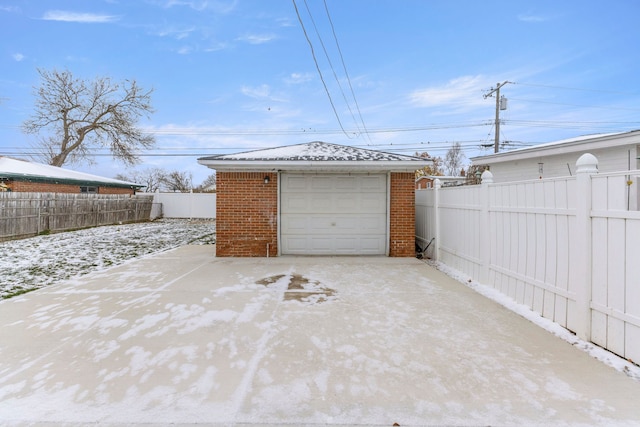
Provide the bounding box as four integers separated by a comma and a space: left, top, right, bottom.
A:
280, 173, 387, 255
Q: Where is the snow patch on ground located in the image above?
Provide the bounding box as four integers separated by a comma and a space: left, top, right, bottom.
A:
0, 219, 215, 299
428, 260, 640, 382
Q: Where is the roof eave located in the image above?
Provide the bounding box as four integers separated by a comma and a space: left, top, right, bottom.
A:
0, 172, 144, 188
471, 130, 640, 164
197, 159, 431, 173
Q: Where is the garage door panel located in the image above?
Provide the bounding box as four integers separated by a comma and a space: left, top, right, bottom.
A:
310, 176, 333, 190
361, 193, 387, 211
284, 175, 308, 190
335, 176, 358, 190
282, 214, 385, 235
281, 173, 387, 255
361, 175, 386, 190
282, 193, 308, 211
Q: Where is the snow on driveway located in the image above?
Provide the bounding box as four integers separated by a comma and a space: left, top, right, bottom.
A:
0, 219, 215, 299
1, 250, 639, 426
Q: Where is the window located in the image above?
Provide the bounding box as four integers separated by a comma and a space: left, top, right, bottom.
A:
80, 186, 98, 193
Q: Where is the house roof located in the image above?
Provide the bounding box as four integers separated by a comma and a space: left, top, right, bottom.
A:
471, 129, 640, 165
198, 141, 432, 172
0, 156, 143, 188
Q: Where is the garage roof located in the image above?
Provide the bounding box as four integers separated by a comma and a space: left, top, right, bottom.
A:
198, 141, 432, 172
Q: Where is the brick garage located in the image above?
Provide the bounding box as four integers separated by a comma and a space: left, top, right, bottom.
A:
199, 142, 430, 257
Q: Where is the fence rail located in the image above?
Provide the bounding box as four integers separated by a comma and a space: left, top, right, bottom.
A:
0, 193, 153, 241
416, 154, 640, 364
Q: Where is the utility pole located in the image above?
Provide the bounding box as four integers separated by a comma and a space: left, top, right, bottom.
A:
483, 81, 511, 153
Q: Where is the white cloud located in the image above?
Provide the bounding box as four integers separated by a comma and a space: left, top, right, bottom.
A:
156, 26, 196, 40
42, 10, 118, 23
517, 13, 551, 23
241, 84, 272, 99
12, 53, 25, 62
158, 0, 238, 13
285, 73, 313, 84
410, 75, 489, 109
236, 33, 277, 45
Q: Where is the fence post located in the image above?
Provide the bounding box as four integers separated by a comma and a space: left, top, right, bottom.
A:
479, 170, 494, 283
574, 153, 598, 341
433, 178, 441, 261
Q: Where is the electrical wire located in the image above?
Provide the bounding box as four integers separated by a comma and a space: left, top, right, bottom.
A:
322, 0, 372, 144
514, 81, 639, 96
508, 97, 640, 112
292, 0, 352, 139
301, 0, 363, 138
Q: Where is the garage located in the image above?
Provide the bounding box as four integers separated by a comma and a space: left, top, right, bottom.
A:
280, 173, 387, 255
197, 141, 431, 257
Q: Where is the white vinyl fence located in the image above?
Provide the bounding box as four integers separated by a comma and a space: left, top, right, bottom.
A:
416, 153, 640, 364
139, 192, 216, 219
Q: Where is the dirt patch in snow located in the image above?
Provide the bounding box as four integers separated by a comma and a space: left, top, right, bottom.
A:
256, 273, 336, 304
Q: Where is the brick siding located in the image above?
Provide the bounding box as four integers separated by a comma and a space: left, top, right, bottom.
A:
216, 171, 278, 257
7, 180, 134, 195
389, 172, 416, 257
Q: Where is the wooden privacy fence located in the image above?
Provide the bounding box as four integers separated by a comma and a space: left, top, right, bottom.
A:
0, 193, 154, 241
416, 153, 640, 365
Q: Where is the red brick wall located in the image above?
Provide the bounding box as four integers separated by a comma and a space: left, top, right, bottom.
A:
99, 187, 135, 195
216, 171, 278, 257
389, 172, 416, 257
7, 180, 134, 195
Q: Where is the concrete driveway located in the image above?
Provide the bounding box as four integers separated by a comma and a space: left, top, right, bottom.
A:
1, 245, 639, 426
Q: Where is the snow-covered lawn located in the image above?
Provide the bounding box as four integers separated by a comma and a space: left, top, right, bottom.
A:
0, 219, 215, 299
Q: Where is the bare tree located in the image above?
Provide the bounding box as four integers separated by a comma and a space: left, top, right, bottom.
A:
23, 68, 155, 167
115, 167, 165, 192
443, 142, 466, 176
194, 173, 217, 193
160, 170, 192, 192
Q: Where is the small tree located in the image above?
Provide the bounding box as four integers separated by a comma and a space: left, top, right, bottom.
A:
160, 170, 192, 192
23, 68, 155, 167
465, 164, 489, 185
194, 173, 217, 193
414, 152, 443, 178
115, 167, 165, 192
443, 142, 466, 176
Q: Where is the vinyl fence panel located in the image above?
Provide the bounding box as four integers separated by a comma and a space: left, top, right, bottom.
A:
415, 155, 640, 362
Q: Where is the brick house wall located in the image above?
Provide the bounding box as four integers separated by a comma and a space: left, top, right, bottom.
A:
389, 172, 416, 257
98, 186, 135, 195
6, 180, 134, 195
216, 171, 278, 257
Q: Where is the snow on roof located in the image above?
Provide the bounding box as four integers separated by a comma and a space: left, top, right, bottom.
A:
471, 130, 640, 162
200, 141, 427, 162
0, 156, 142, 187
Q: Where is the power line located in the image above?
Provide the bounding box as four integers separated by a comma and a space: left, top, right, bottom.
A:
322, 0, 372, 144
292, 0, 352, 139
301, 0, 363, 138
514, 82, 639, 96
508, 97, 640, 112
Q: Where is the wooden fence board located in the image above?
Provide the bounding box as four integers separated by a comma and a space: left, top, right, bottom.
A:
0, 193, 153, 241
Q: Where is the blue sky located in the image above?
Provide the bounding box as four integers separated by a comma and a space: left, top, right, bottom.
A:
1, 0, 640, 185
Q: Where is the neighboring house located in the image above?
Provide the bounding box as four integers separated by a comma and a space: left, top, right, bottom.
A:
0, 156, 143, 195
470, 130, 640, 182
415, 175, 465, 189
198, 141, 431, 257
